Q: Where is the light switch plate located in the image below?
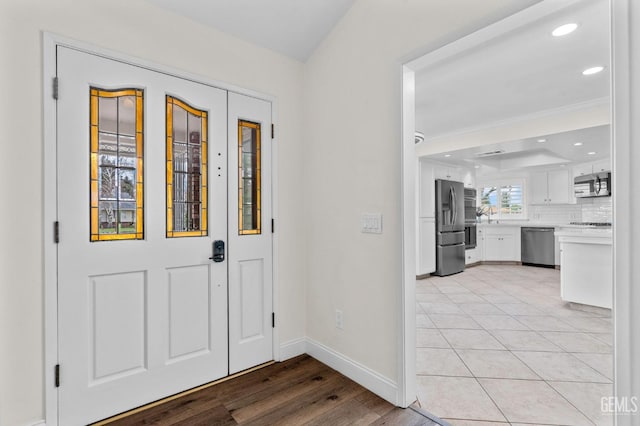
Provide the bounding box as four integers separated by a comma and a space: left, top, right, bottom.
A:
361, 213, 382, 234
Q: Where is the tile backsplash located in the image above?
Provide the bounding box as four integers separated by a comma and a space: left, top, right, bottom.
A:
529, 204, 581, 223
580, 197, 613, 223
528, 197, 612, 223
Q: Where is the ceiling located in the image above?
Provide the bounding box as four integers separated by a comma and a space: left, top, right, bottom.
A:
414, 0, 610, 170
430, 124, 609, 174
145, 0, 355, 62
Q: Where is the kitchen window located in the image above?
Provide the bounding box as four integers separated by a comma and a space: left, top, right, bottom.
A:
479, 180, 525, 220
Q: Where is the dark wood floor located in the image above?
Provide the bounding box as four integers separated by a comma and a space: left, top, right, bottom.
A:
98, 354, 441, 425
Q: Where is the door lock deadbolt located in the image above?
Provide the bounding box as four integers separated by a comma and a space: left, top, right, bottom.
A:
209, 240, 225, 263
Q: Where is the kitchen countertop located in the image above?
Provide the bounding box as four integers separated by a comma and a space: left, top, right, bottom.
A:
555, 227, 612, 243
476, 221, 607, 230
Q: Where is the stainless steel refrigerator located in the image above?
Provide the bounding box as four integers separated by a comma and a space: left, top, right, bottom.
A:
434, 179, 465, 276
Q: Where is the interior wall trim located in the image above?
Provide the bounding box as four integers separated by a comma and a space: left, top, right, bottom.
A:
279, 338, 306, 361
305, 338, 399, 406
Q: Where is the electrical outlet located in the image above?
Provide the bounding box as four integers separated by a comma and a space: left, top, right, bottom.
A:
335, 309, 343, 329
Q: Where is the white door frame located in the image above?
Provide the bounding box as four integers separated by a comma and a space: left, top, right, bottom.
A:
42, 32, 280, 426
399, 0, 629, 410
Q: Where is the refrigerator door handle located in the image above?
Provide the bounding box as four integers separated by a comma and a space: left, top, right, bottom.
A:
449, 187, 456, 226
452, 186, 457, 226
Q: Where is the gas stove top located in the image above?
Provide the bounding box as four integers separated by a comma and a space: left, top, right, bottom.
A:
569, 222, 612, 227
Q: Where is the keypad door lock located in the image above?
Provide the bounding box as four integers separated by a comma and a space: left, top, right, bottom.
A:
209, 240, 225, 263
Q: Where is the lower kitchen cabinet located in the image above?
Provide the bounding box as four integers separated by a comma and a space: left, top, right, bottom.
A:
558, 234, 612, 309
465, 247, 480, 265
482, 226, 520, 261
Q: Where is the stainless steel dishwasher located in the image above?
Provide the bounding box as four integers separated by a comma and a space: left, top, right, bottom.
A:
521, 227, 555, 267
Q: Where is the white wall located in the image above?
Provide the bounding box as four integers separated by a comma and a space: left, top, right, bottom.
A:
302, 0, 544, 391
0, 1, 305, 425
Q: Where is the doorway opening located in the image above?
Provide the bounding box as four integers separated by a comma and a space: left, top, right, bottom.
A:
402, 0, 615, 423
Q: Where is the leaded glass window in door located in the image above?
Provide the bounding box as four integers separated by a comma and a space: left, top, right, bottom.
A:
166, 96, 208, 237
90, 88, 144, 241
238, 120, 261, 235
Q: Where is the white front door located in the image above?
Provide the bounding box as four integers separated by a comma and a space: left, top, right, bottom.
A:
228, 93, 274, 374
56, 47, 230, 425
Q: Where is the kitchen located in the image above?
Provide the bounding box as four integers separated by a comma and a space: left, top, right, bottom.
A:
418, 126, 612, 309
410, 0, 614, 424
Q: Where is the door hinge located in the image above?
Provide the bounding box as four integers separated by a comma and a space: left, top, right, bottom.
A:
272, 312, 275, 328
54, 221, 60, 244
52, 77, 59, 100
271, 123, 274, 139
54, 364, 60, 387
271, 218, 275, 234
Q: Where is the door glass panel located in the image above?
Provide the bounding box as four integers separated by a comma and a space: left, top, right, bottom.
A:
90, 88, 144, 241
238, 120, 261, 235
166, 96, 208, 237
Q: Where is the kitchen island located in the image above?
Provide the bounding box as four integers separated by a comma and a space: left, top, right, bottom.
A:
555, 228, 612, 309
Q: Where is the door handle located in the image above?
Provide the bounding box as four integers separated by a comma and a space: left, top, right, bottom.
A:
209, 240, 225, 262
452, 186, 457, 226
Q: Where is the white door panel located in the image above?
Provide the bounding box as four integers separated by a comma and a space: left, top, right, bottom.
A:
57, 47, 228, 425
228, 93, 273, 373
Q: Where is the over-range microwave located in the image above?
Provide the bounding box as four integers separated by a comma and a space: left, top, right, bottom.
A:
574, 172, 611, 198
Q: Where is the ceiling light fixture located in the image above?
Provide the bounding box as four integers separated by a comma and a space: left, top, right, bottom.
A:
537, 138, 546, 143
583, 66, 604, 76
474, 165, 481, 169
552, 23, 578, 37
574, 142, 583, 146
587, 151, 597, 155
444, 154, 451, 158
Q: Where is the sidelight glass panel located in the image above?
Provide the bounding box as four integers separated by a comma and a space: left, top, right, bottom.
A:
90, 88, 144, 241
166, 96, 208, 237
238, 120, 261, 235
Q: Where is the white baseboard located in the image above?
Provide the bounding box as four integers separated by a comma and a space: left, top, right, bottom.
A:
305, 337, 398, 405
279, 337, 306, 361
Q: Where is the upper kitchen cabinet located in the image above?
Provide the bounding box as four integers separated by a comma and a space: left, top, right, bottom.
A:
529, 169, 571, 205
420, 160, 476, 218
573, 158, 611, 177
433, 164, 463, 183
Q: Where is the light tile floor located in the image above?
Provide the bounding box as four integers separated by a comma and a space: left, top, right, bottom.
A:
415, 264, 614, 426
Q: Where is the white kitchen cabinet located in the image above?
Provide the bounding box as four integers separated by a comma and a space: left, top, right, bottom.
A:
529, 172, 548, 204
573, 158, 611, 177
465, 247, 480, 265
418, 159, 435, 218
433, 165, 463, 182
417, 217, 436, 275
483, 226, 520, 261
554, 227, 563, 266
461, 169, 475, 188
529, 170, 570, 204
558, 232, 612, 309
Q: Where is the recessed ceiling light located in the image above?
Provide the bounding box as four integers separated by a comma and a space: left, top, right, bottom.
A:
552, 23, 578, 37
583, 66, 604, 75
474, 165, 480, 169
444, 154, 451, 158
574, 142, 583, 146
537, 138, 546, 143
587, 151, 597, 155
